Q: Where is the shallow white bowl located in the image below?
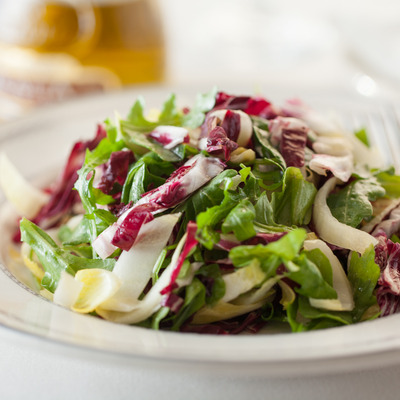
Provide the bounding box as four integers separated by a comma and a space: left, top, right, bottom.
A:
1, 85, 400, 379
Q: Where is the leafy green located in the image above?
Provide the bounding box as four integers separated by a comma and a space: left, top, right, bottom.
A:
253, 126, 286, 168
271, 167, 317, 226
121, 152, 174, 204
181, 87, 218, 128
303, 248, 333, 286
121, 127, 181, 162
20, 218, 115, 292
354, 127, 370, 147
347, 245, 380, 322
221, 199, 256, 241
253, 192, 290, 233
298, 296, 352, 326
327, 177, 385, 228
125, 94, 181, 132
288, 254, 337, 299
196, 264, 226, 305
374, 167, 400, 198
171, 278, 206, 331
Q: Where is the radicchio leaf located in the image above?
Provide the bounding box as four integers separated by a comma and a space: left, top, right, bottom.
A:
160, 221, 198, 295
377, 238, 400, 295
268, 117, 308, 168
136, 154, 225, 209
214, 91, 280, 119
93, 155, 224, 257
110, 204, 155, 252
34, 124, 106, 228
205, 126, 238, 161
149, 126, 189, 149
371, 204, 400, 238
377, 286, 400, 317
97, 150, 134, 195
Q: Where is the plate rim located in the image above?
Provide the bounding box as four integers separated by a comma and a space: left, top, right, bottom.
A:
1, 85, 400, 376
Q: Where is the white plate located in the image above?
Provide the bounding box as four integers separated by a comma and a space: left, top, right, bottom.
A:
1, 85, 400, 378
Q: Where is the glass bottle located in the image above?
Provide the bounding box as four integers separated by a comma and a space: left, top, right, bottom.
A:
0, 0, 165, 119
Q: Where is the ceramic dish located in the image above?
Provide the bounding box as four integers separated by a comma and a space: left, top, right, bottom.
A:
1, 86, 400, 377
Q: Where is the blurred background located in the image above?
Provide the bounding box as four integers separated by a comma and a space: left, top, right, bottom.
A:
0, 0, 399, 120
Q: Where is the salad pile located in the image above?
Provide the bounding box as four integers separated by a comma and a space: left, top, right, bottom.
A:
2, 88, 400, 334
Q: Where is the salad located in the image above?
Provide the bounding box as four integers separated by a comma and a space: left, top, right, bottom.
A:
1, 88, 400, 335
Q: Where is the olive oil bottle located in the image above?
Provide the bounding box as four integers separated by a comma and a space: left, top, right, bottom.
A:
0, 0, 165, 118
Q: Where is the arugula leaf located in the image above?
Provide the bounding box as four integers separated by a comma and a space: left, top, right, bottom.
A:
303, 248, 333, 286
20, 218, 115, 292
182, 87, 218, 128
151, 307, 170, 330
171, 278, 206, 330
229, 229, 306, 275
354, 127, 370, 147
271, 167, 316, 227
183, 169, 239, 221
285, 299, 307, 332
196, 189, 244, 249
221, 199, 256, 241
298, 296, 352, 326
374, 167, 400, 198
288, 254, 337, 299
196, 264, 226, 306
126, 94, 182, 132
253, 192, 290, 233
347, 245, 380, 322
327, 177, 385, 228
253, 126, 286, 168
121, 152, 174, 204
252, 158, 284, 191
121, 126, 181, 162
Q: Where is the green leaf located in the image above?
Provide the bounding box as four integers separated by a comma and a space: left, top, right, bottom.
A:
171, 278, 206, 330
239, 165, 263, 201
121, 152, 174, 204
354, 127, 370, 147
285, 299, 307, 332
288, 254, 337, 299
182, 87, 218, 128
125, 94, 182, 130
151, 307, 170, 330
271, 167, 317, 226
196, 189, 242, 248
253, 192, 290, 233
229, 229, 306, 276
221, 199, 256, 241
347, 245, 380, 322
182, 169, 239, 223
327, 177, 386, 228
121, 126, 181, 162
196, 264, 226, 306
20, 218, 115, 293
20, 218, 74, 292
262, 228, 306, 261
298, 296, 352, 326
126, 96, 157, 131
157, 94, 181, 126
84, 137, 125, 169
253, 126, 286, 168
303, 248, 333, 286
374, 167, 400, 198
